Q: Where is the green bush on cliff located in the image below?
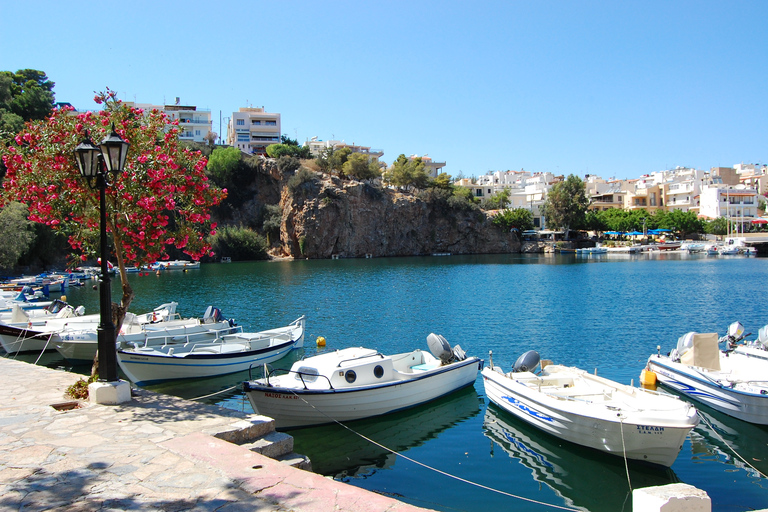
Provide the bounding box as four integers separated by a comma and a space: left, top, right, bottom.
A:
287, 167, 318, 194
211, 225, 269, 261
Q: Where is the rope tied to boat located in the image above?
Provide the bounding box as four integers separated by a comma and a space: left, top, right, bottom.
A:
282, 388, 581, 511
698, 413, 767, 479
618, 415, 633, 493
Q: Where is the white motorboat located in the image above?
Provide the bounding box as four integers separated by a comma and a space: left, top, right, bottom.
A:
243, 333, 482, 429
482, 350, 698, 467
150, 260, 200, 271
117, 315, 306, 385
645, 327, 768, 425
0, 301, 92, 354
55, 303, 220, 363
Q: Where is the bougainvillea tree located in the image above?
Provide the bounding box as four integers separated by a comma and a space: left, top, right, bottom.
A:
0, 89, 226, 331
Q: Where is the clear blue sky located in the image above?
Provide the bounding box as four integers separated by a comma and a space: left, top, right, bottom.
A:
2, 0, 766, 180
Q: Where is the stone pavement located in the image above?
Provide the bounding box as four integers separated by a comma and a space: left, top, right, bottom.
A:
0, 357, 432, 512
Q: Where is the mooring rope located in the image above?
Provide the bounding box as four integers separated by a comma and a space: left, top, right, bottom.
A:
618, 416, 633, 492
189, 385, 238, 401
33, 332, 55, 366
698, 413, 767, 479
279, 388, 581, 511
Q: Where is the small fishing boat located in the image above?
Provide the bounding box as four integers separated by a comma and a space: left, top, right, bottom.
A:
55, 304, 221, 363
0, 301, 92, 354
482, 350, 698, 467
646, 324, 768, 424
243, 333, 482, 429
117, 316, 306, 385
150, 260, 200, 271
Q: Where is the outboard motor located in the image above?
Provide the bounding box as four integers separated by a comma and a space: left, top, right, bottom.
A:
427, 333, 455, 364
513, 350, 540, 373
757, 325, 768, 350
671, 332, 696, 361
718, 321, 746, 352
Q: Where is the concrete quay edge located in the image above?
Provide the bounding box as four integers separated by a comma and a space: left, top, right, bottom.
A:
0, 356, 434, 512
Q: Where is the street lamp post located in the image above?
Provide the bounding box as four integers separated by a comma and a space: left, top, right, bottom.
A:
73, 124, 129, 383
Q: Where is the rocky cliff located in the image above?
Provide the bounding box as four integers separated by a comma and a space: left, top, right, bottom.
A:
275, 170, 520, 259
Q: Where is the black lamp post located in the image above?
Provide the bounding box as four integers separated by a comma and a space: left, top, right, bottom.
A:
73, 124, 129, 382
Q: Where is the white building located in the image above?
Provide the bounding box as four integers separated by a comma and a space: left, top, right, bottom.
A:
227, 107, 281, 155
124, 98, 213, 143
698, 185, 760, 221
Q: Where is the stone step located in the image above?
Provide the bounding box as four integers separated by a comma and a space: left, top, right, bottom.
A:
277, 452, 313, 471
204, 415, 276, 444
242, 431, 295, 459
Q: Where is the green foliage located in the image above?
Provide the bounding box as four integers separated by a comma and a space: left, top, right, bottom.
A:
0, 202, 35, 269
429, 172, 453, 190
540, 175, 590, 237
492, 208, 534, 232
207, 146, 242, 184
298, 235, 306, 256
384, 154, 430, 190
287, 167, 318, 194
448, 186, 480, 211
281, 134, 300, 146
705, 217, 728, 236
483, 188, 511, 210
266, 143, 310, 159
66, 374, 97, 399
342, 153, 382, 181
262, 204, 282, 244
210, 225, 269, 261
0, 69, 55, 138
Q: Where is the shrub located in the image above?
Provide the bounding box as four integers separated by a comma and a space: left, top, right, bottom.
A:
210, 225, 269, 261
287, 167, 318, 194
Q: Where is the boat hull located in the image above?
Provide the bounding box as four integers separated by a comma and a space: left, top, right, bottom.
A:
481, 367, 696, 467
244, 357, 482, 429
647, 354, 768, 425
117, 339, 300, 385
0, 326, 57, 354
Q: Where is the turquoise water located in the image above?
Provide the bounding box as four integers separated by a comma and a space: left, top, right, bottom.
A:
36, 253, 768, 511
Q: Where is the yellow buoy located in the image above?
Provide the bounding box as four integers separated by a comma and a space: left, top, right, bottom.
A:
61, 295, 67, 302
640, 368, 657, 387
316, 336, 326, 347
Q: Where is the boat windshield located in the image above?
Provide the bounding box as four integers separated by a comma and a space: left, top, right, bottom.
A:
295, 366, 319, 383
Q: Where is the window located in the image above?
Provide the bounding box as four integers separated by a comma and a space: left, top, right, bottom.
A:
252, 120, 261, 125
237, 134, 249, 142
265, 120, 276, 126
195, 130, 200, 136
236, 119, 244, 126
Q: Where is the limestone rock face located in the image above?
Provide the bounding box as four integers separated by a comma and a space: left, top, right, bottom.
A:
278, 174, 520, 259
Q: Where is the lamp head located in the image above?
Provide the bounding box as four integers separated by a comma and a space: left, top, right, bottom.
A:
99, 123, 129, 174
73, 131, 101, 178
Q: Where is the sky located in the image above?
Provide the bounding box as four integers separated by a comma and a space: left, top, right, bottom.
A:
1, 0, 766, 180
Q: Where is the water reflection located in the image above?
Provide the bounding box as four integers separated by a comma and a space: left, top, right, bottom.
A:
483, 404, 679, 512
291, 385, 482, 478
689, 406, 768, 482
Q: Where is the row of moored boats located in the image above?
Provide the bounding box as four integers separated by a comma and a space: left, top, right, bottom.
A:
3, 289, 767, 469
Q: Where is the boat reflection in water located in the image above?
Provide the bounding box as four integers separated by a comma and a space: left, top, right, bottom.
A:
689, 405, 768, 481
291, 385, 481, 478
483, 405, 679, 512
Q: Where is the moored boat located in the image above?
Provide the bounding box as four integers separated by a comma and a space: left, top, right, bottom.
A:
482, 350, 698, 467
645, 327, 768, 425
55, 303, 219, 363
150, 260, 200, 270
243, 333, 482, 429
117, 315, 306, 385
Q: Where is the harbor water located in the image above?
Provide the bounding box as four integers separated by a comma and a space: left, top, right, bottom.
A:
20, 253, 768, 511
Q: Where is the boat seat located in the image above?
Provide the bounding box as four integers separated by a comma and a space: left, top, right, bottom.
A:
411, 363, 439, 372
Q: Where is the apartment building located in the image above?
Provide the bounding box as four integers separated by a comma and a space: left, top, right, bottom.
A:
124, 98, 213, 143
227, 107, 281, 155
698, 185, 760, 220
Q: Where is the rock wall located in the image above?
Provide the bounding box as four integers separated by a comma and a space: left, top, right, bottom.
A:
277, 173, 520, 259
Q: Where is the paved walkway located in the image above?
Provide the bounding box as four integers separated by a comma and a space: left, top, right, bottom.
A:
0, 357, 432, 512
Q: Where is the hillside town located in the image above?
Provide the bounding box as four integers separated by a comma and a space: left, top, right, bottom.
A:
116, 99, 766, 233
